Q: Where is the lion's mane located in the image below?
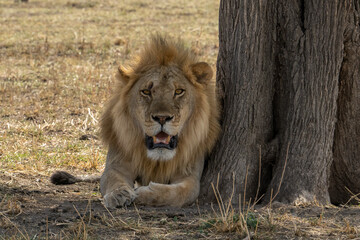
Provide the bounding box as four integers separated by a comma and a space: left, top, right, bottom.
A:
100, 35, 220, 185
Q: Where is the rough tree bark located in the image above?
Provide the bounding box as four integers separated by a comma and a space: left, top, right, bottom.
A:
269, 0, 347, 204
200, 0, 360, 205
200, 1, 277, 202
329, 1, 360, 205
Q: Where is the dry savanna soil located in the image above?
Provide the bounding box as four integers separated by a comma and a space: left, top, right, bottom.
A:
0, 0, 359, 239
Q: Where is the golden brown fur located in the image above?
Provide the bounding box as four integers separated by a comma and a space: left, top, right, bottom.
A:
52, 35, 220, 208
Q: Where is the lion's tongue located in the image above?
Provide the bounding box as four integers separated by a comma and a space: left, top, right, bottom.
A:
153, 132, 171, 144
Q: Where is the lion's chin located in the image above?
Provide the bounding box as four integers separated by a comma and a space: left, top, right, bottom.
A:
147, 149, 177, 161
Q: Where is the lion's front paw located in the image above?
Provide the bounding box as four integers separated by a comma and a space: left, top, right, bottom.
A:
134, 182, 167, 206
103, 186, 136, 208
134, 185, 154, 205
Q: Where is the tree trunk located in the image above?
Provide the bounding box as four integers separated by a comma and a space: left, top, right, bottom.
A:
329, 1, 360, 205
201, 0, 359, 205
200, 0, 277, 202
268, 0, 348, 204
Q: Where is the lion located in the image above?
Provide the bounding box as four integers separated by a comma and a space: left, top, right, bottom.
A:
51, 35, 220, 208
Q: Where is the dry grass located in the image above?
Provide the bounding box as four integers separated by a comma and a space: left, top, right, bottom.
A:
0, 0, 219, 176
203, 147, 360, 239
1, 0, 360, 239
206, 189, 360, 239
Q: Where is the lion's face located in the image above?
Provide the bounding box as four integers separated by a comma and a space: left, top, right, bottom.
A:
128, 66, 196, 161
102, 36, 216, 164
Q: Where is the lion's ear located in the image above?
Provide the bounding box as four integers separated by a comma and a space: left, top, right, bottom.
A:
116, 65, 130, 84
191, 62, 213, 85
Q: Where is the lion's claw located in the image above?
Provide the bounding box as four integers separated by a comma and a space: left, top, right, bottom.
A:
103, 186, 137, 208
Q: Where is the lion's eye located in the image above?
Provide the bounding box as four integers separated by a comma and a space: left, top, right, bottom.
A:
141, 89, 151, 96
174, 89, 185, 96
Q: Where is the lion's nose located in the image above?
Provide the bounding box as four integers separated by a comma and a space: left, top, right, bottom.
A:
152, 115, 174, 125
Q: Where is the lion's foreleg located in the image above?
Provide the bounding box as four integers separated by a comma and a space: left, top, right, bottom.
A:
100, 168, 137, 208
100, 146, 137, 208
134, 176, 200, 207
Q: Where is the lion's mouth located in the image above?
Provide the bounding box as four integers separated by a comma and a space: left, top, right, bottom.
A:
145, 132, 178, 150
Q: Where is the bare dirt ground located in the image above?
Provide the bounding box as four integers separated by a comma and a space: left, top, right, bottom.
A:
1, 0, 360, 239
1, 172, 360, 239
